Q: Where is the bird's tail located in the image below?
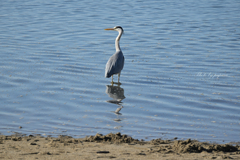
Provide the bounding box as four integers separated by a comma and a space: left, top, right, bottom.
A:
105, 72, 111, 78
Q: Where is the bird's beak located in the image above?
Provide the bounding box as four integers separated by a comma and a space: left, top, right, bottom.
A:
105, 28, 114, 30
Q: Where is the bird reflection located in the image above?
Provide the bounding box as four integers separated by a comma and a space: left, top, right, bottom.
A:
105, 84, 125, 120
114, 106, 123, 115
105, 84, 125, 105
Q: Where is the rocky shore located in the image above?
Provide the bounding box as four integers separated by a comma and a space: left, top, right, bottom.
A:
1, 132, 239, 159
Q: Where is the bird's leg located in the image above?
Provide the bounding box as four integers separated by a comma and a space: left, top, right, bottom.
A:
118, 73, 122, 84
111, 75, 114, 85
117, 73, 122, 85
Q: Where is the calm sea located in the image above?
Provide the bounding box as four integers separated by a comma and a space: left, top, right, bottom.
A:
0, 0, 239, 143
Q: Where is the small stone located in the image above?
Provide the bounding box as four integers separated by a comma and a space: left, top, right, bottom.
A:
97, 151, 109, 154
30, 142, 37, 145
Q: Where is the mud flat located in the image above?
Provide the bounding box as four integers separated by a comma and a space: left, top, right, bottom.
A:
0, 132, 240, 160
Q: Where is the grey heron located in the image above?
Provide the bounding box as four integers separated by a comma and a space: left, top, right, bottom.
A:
105, 26, 124, 84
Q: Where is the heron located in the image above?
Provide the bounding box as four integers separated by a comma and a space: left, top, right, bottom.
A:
105, 26, 124, 84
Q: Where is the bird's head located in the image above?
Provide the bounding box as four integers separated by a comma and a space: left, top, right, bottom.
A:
105, 26, 124, 33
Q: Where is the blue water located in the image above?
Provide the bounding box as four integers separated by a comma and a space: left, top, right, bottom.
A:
0, 0, 240, 143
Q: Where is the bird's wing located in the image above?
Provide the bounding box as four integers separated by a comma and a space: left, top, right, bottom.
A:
105, 51, 124, 78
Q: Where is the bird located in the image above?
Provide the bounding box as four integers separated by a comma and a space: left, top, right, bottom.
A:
105, 26, 124, 84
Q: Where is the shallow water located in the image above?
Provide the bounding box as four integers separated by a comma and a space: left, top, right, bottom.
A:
0, 0, 240, 143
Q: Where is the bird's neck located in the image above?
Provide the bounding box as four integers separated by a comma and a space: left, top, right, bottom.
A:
115, 30, 123, 52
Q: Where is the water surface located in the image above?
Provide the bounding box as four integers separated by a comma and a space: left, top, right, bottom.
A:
0, 0, 240, 143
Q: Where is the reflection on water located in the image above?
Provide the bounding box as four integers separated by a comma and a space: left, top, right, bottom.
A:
113, 106, 123, 115
105, 84, 125, 123
105, 84, 125, 104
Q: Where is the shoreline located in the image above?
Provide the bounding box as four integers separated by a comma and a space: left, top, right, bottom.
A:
1, 132, 240, 160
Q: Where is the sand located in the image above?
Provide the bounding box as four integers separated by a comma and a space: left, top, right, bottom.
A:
0, 132, 239, 160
